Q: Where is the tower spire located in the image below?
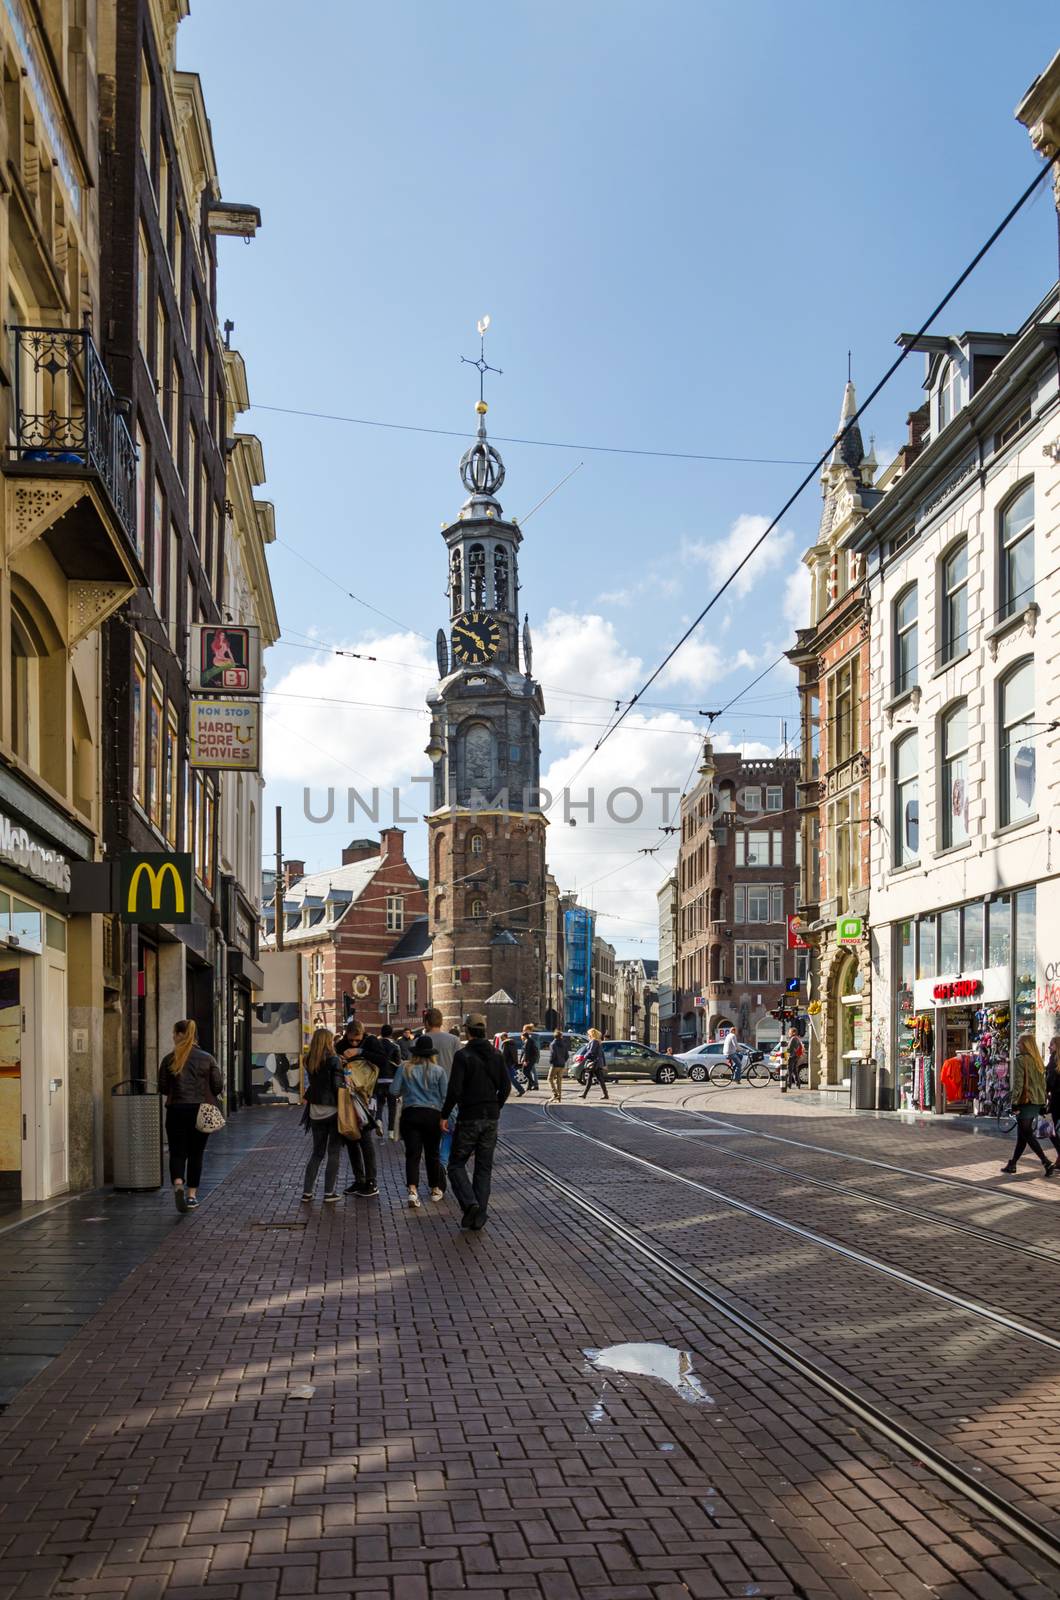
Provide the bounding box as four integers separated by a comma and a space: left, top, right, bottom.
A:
457, 316, 507, 501
460, 314, 503, 434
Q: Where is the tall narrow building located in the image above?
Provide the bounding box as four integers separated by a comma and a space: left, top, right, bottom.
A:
426, 397, 547, 1032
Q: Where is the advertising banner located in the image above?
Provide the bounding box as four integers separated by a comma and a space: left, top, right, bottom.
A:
189, 624, 261, 694
119, 852, 193, 923
189, 698, 261, 770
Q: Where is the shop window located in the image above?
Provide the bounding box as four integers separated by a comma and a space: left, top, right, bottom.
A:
45, 915, 66, 952
999, 482, 1034, 620
962, 903, 984, 971
892, 732, 919, 866
917, 917, 936, 980
939, 700, 969, 849
893, 584, 918, 696
939, 540, 968, 665
998, 659, 1035, 827
1015, 888, 1036, 1040
987, 896, 1011, 970
938, 909, 959, 975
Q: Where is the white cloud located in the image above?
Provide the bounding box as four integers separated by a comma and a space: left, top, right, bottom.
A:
263, 629, 434, 792
682, 512, 796, 599
782, 561, 811, 631
658, 636, 755, 690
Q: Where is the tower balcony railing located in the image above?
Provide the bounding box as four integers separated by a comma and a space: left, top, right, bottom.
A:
7, 326, 137, 547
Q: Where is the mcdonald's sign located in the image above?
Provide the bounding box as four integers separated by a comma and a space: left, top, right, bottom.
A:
119, 853, 193, 923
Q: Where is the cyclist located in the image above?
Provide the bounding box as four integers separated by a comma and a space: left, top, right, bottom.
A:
723, 1028, 743, 1085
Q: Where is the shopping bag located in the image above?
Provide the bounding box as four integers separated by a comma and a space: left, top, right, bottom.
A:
439, 1107, 457, 1166
1037, 1115, 1055, 1141
337, 1086, 360, 1139
196, 1102, 225, 1134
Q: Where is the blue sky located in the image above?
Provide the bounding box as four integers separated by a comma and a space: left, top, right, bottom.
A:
180, 2, 1059, 950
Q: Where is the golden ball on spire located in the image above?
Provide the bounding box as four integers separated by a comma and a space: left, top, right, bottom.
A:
475, 400, 488, 415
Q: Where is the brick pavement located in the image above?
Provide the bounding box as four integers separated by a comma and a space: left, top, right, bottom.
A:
0, 1104, 1056, 1598
513, 1098, 1060, 1540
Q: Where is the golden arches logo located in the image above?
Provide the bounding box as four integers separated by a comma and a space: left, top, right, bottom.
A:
126, 860, 185, 915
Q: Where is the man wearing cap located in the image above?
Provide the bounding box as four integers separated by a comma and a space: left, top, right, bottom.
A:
441, 1013, 511, 1231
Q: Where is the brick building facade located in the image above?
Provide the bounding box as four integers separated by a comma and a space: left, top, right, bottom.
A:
676, 748, 801, 1048
262, 832, 429, 1033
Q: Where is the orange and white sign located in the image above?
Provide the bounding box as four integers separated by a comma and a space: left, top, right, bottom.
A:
189, 697, 260, 770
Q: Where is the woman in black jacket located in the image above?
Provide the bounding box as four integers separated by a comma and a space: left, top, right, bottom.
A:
301, 1028, 345, 1203
1045, 1036, 1060, 1164
580, 1030, 610, 1101
158, 1019, 223, 1213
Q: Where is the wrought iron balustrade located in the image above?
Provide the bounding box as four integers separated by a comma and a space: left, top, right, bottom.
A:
9, 326, 137, 545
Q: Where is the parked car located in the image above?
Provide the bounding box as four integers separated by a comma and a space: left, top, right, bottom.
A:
674, 1040, 762, 1083
567, 1039, 688, 1085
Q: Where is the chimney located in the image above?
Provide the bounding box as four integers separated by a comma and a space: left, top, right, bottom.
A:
380, 827, 405, 864
284, 859, 305, 890
341, 839, 376, 865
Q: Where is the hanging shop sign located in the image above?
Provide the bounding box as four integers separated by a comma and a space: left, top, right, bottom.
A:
693, 994, 706, 1009
189, 698, 261, 771
787, 914, 808, 950
0, 811, 71, 894
932, 978, 982, 1002
189, 625, 262, 694
836, 915, 863, 944
120, 852, 193, 924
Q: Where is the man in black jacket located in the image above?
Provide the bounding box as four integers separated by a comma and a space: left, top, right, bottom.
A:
442, 1014, 511, 1231
519, 1024, 540, 1091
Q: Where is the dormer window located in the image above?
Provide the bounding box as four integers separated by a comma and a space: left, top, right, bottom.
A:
935, 360, 959, 432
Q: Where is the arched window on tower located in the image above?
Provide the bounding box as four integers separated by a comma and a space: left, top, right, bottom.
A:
470, 897, 485, 920
493, 545, 509, 610
449, 548, 463, 614
469, 831, 485, 856
468, 544, 486, 608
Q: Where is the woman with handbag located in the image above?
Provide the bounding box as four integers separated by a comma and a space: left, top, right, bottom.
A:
301, 1027, 346, 1203
390, 1034, 448, 1207
338, 1023, 380, 1198
158, 1018, 223, 1213
1001, 1034, 1056, 1178
580, 1029, 610, 1101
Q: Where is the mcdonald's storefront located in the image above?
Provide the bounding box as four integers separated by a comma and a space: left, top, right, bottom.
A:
0, 769, 98, 1211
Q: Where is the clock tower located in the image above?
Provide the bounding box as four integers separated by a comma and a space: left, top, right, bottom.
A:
425, 391, 547, 1033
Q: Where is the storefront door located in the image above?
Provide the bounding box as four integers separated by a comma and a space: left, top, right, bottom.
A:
0, 961, 22, 1207
43, 952, 68, 1195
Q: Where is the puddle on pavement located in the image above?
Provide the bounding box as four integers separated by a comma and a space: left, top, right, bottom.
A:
583, 1342, 713, 1403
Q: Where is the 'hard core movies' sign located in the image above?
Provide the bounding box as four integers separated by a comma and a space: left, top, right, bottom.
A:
932, 978, 982, 1002
189, 698, 261, 771
0, 812, 70, 894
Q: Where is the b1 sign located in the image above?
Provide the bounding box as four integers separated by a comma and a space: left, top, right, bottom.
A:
189, 698, 261, 770
189, 624, 261, 694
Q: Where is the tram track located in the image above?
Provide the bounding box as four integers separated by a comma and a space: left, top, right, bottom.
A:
610, 1098, 1060, 1267
500, 1126, 1060, 1574
533, 1101, 1060, 1352
641, 1083, 1059, 1208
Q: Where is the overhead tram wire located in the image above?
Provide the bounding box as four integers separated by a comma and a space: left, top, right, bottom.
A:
562, 153, 1060, 794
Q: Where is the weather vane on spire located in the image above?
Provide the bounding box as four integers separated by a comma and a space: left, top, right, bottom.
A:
461, 315, 503, 417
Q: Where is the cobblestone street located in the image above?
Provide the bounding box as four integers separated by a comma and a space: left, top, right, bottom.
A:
1, 1089, 1059, 1599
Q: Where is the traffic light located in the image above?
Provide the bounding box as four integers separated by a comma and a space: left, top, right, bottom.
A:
785, 978, 800, 993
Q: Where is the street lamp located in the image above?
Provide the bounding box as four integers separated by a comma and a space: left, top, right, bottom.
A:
425, 719, 446, 764
698, 737, 716, 785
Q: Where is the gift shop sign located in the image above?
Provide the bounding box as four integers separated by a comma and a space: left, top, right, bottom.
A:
914, 967, 1008, 1009
189, 698, 260, 770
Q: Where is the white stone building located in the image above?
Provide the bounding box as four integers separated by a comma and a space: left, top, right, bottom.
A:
850, 286, 1060, 1112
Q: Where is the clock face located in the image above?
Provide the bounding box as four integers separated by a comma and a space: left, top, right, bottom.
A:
452, 611, 501, 666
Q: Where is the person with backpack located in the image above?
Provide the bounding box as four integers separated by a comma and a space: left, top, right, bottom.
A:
337, 1022, 380, 1197
300, 1027, 345, 1204
519, 1024, 541, 1091
391, 1035, 448, 1207
580, 1029, 609, 1100
158, 1019, 223, 1213
442, 1013, 511, 1230
548, 1030, 570, 1103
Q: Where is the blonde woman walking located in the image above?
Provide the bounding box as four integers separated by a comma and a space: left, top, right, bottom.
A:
158, 1019, 222, 1213
1002, 1033, 1056, 1178
580, 1029, 609, 1100
301, 1027, 345, 1202
337, 1022, 380, 1197
391, 1034, 448, 1207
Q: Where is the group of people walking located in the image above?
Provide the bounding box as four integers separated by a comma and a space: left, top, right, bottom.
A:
299, 1008, 510, 1231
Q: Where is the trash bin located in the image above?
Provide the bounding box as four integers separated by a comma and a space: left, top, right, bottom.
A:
853, 1057, 877, 1111
111, 1079, 163, 1190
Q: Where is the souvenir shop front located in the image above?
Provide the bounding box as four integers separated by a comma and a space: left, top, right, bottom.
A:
893, 887, 1035, 1116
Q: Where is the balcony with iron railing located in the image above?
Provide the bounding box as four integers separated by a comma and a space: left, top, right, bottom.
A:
6, 326, 138, 558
